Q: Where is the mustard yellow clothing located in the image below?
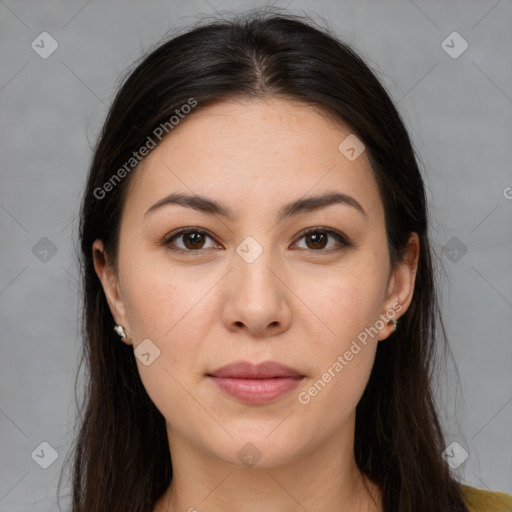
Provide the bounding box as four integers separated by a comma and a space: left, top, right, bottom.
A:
462, 485, 512, 512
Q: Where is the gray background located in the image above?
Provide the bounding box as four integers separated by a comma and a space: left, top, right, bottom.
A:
1, 0, 511, 510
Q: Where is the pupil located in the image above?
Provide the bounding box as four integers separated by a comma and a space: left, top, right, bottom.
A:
185, 232, 204, 249
309, 233, 326, 249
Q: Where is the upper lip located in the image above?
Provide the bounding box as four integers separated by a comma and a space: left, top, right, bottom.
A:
207, 361, 304, 379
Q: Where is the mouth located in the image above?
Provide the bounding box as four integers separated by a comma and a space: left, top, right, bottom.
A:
206, 361, 305, 405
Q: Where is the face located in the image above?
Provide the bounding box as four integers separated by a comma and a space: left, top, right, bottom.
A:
93, 97, 418, 470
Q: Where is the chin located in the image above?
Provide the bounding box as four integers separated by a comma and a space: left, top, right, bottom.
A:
199, 427, 309, 470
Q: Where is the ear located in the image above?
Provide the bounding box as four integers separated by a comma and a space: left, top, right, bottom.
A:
377, 232, 420, 341
92, 239, 130, 339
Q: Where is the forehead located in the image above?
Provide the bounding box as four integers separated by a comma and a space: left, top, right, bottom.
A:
122, 97, 384, 224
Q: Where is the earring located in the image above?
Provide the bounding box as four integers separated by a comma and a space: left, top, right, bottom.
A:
114, 324, 129, 342
390, 319, 398, 329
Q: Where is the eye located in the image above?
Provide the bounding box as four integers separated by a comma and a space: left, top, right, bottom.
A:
163, 226, 351, 255
293, 227, 351, 253
164, 227, 220, 254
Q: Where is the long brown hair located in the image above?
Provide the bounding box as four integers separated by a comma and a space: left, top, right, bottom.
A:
60, 8, 469, 511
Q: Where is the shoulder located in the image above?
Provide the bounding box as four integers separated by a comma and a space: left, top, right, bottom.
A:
462, 485, 512, 512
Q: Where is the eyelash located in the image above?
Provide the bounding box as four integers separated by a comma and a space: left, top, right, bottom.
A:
163, 227, 352, 255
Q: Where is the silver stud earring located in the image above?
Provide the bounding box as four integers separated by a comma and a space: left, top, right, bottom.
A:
114, 324, 127, 339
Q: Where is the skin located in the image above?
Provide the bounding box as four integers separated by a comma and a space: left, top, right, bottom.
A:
93, 97, 419, 512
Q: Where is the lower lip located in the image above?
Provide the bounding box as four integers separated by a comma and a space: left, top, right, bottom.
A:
209, 376, 304, 404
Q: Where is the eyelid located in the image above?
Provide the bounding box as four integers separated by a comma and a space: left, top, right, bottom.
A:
163, 226, 351, 254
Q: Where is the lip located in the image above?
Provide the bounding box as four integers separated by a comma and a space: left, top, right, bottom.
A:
207, 361, 305, 404
208, 361, 304, 379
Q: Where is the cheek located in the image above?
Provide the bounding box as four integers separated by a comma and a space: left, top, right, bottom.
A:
301, 263, 387, 351
291, 262, 385, 408
119, 254, 218, 374
120, 246, 202, 341
120, 267, 211, 421
295, 282, 379, 434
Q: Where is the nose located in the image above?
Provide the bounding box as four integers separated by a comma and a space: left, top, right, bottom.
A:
221, 243, 292, 338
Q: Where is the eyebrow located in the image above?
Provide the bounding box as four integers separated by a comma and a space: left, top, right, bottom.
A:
144, 191, 367, 222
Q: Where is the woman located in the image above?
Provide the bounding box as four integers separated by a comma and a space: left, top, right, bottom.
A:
62, 9, 512, 512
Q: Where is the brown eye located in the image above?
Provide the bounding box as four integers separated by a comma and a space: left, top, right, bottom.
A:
294, 228, 351, 253
305, 231, 328, 250
182, 231, 206, 250
164, 226, 351, 255
164, 228, 218, 253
